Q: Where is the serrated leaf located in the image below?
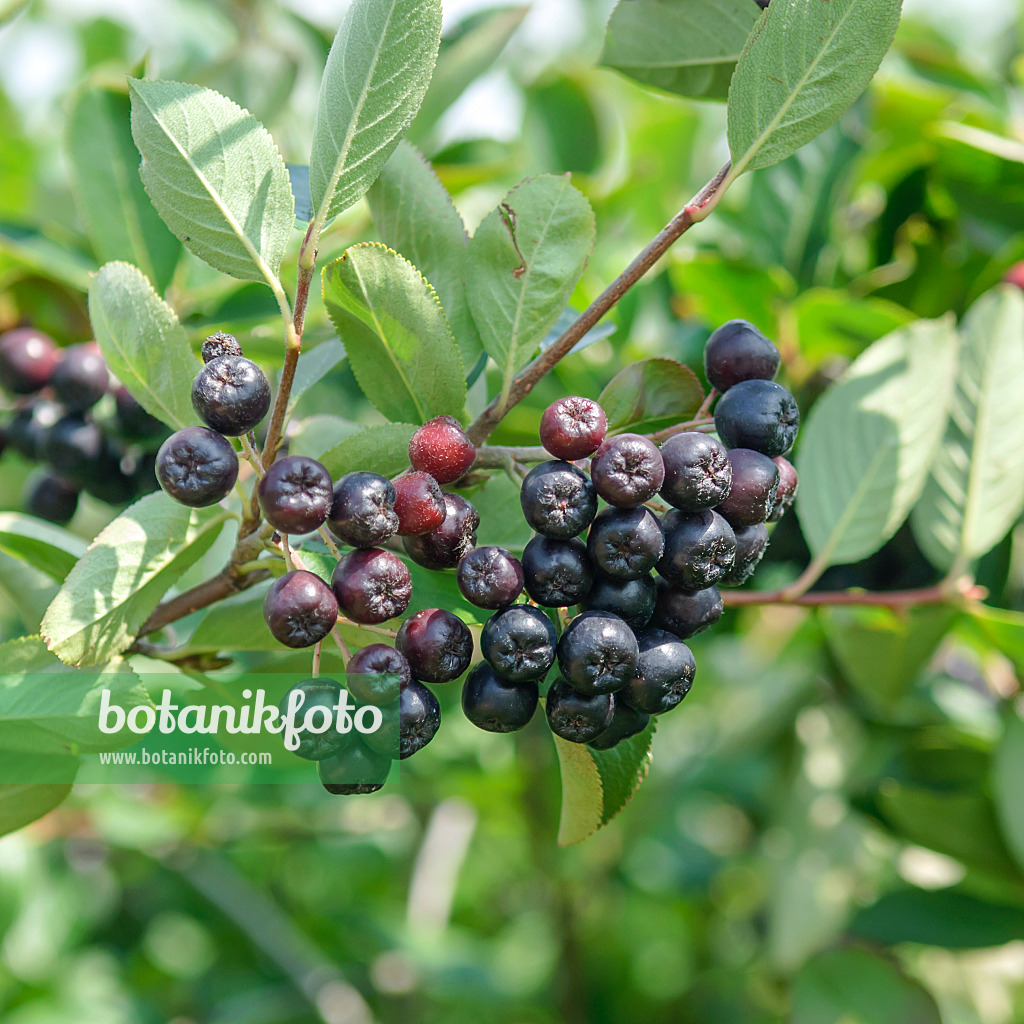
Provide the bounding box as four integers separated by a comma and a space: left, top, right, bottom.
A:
289, 415, 362, 461
129, 78, 293, 285
41, 492, 231, 667
317, 422, 416, 480
600, 0, 758, 100
309, 0, 442, 224
89, 261, 199, 430
911, 287, 1024, 573
796, 317, 958, 568
994, 708, 1024, 874
599, 358, 704, 434
553, 718, 655, 847
0, 513, 87, 582
727, 0, 902, 176
368, 142, 482, 368
322, 244, 465, 424
466, 175, 595, 400
285, 337, 345, 419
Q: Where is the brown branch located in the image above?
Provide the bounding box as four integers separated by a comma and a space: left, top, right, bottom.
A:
139, 565, 270, 637
721, 581, 986, 610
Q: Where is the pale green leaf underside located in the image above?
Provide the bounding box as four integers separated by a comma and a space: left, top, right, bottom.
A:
796, 317, 958, 568
41, 492, 230, 667
727, 0, 902, 176
129, 78, 293, 285
0, 513, 88, 582
309, 0, 442, 224
89, 261, 199, 431
600, 0, 757, 100
321, 243, 465, 424
912, 287, 1024, 572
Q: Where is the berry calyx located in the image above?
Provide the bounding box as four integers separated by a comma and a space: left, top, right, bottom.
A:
545, 679, 614, 743
278, 678, 346, 760
318, 740, 390, 794
590, 433, 665, 508
346, 643, 410, 705
714, 379, 799, 458
395, 608, 473, 683
657, 509, 737, 591
408, 415, 476, 484
521, 535, 594, 607
659, 432, 732, 511
25, 473, 79, 525
768, 456, 798, 523
620, 629, 696, 715
719, 523, 770, 587
580, 573, 657, 631
651, 581, 723, 639
587, 506, 664, 580
457, 545, 524, 609
327, 472, 399, 548
703, 319, 780, 392
191, 354, 271, 436
403, 492, 478, 569
480, 604, 557, 682
520, 460, 597, 539
201, 332, 243, 364
714, 448, 779, 527
397, 679, 441, 758
462, 663, 538, 733
556, 610, 639, 696
588, 701, 649, 750
52, 342, 109, 412
539, 396, 607, 460
155, 426, 239, 507
391, 471, 447, 535
331, 548, 411, 625
263, 570, 338, 648
0, 327, 59, 395
258, 455, 333, 535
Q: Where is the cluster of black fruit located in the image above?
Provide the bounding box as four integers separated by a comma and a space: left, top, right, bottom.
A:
0, 328, 165, 523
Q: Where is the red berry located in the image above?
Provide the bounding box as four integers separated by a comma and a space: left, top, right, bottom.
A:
408, 415, 476, 484
0, 327, 59, 395
392, 471, 446, 535
539, 397, 607, 460
768, 456, 798, 523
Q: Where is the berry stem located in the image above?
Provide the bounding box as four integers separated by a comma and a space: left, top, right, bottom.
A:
281, 535, 295, 572
721, 578, 986, 610
465, 161, 733, 445
311, 641, 322, 678
331, 626, 351, 663
317, 527, 342, 558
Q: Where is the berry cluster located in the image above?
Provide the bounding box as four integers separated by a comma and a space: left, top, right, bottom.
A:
0, 326, 165, 523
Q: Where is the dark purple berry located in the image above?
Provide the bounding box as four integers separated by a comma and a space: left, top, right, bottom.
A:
580, 573, 656, 630
520, 460, 597, 539
588, 701, 649, 750
462, 662, 538, 733
278, 678, 346, 760
557, 610, 639, 696
659, 431, 732, 511
657, 509, 736, 591
318, 741, 390, 794
703, 319, 780, 392
546, 679, 614, 743
521, 535, 593, 607
52, 343, 109, 411
25, 473, 79, 524
346, 643, 410, 705
156, 426, 239, 507
114, 386, 166, 440
719, 524, 770, 587
258, 455, 333, 534
457, 546, 524, 609
83, 455, 138, 506
714, 379, 799, 458
264, 569, 338, 648
768, 456, 798, 522
480, 604, 556, 682
651, 581, 723, 640
539, 396, 607, 460
45, 416, 119, 486
408, 415, 476, 484
590, 433, 665, 508
327, 472, 398, 548
395, 608, 473, 683
587, 506, 664, 580
201, 331, 243, 363
715, 448, 779, 527
397, 679, 441, 758
331, 548, 411, 625
191, 354, 271, 436
620, 629, 695, 715
403, 492, 478, 569
0, 327, 59, 395
8, 400, 62, 460
392, 471, 446, 535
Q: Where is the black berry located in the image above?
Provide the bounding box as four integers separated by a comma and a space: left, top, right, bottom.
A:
392, 471, 447, 535
397, 679, 441, 758
0, 327, 59, 395
651, 581, 723, 639
52, 343, 109, 411
201, 331, 243, 363
620, 629, 695, 715
659, 431, 732, 511
331, 548, 412, 625
8, 400, 62, 460
264, 569, 339, 648
480, 604, 556, 682
114, 386, 165, 440
191, 354, 271, 436
539, 396, 607, 460
714, 448, 779, 527
520, 460, 597, 539
258, 455, 333, 534
346, 643, 410, 705
403, 492, 478, 569
703, 319, 780, 392
588, 701, 649, 750
719, 523, 770, 587
457, 545, 524, 609
714, 379, 799, 457
45, 416, 120, 487
767, 456, 798, 523
318, 740, 390, 794
657, 509, 736, 591
557, 611, 639, 696
545, 679, 614, 743
408, 415, 476, 484
328, 472, 398, 548
590, 433, 665, 508
25, 473, 79, 524
521, 535, 593, 607
587, 506, 664, 580
278, 678, 346, 760
83, 457, 139, 506
156, 426, 239, 507
395, 608, 473, 683
462, 662, 538, 733
580, 573, 656, 630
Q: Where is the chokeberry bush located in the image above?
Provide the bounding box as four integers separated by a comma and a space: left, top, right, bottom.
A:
5, 0, 1024, 1015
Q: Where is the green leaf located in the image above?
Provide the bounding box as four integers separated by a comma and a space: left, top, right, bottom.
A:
0, 513, 88, 582
41, 492, 231, 667
552, 718, 655, 847
0, 221, 96, 293
0, 771, 75, 839
285, 337, 345, 419
726, 0, 902, 177
793, 948, 941, 1024
0, 553, 59, 635
367, 142, 482, 368
599, 358, 704, 435
911, 287, 1024, 573
0, 636, 151, 754
994, 708, 1024, 874
317, 422, 416, 480
289, 415, 362, 461
968, 605, 1024, 680
466, 175, 595, 398
128, 78, 293, 286
600, 0, 758, 101
321, 244, 465, 424
309, 0, 442, 224
796, 317, 958, 568
89, 261, 199, 431
65, 83, 181, 294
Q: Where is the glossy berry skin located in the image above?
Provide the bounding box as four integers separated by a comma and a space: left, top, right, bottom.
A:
25, 473, 78, 525
201, 332, 243, 364
191, 355, 271, 436
392, 471, 447, 536
114, 386, 165, 440
545, 679, 614, 744
264, 570, 338, 649
588, 701, 649, 750
328, 472, 398, 549
520, 460, 597, 539
714, 379, 799, 458
332, 548, 411, 625
659, 432, 732, 511
480, 604, 556, 682
8, 400, 63, 461
52, 343, 109, 411
395, 608, 473, 683
657, 509, 736, 591
346, 643, 410, 705
521, 535, 594, 607
258, 455, 333, 535
580, 573, 656, 631
557, 610, 639, 696
703, 319, 780, 392
403, 493, 478, 569
620, 629, 696, 715
768, 456, 798, 523
457, 546, 524, 609
539, 396, 607, 460
318, 740, 390, 794
0, 327, 59, 395
715, 448, 779, 527
278, 678, 346, 760
156, 426, 239, 507
398, 680, 441, 759
590, 433, 665, 508
651, 581, 723, 640
587, 506, 664, 580
408, 415, 476, 484
719, 523, 769, 587
462, 662, 538, 733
